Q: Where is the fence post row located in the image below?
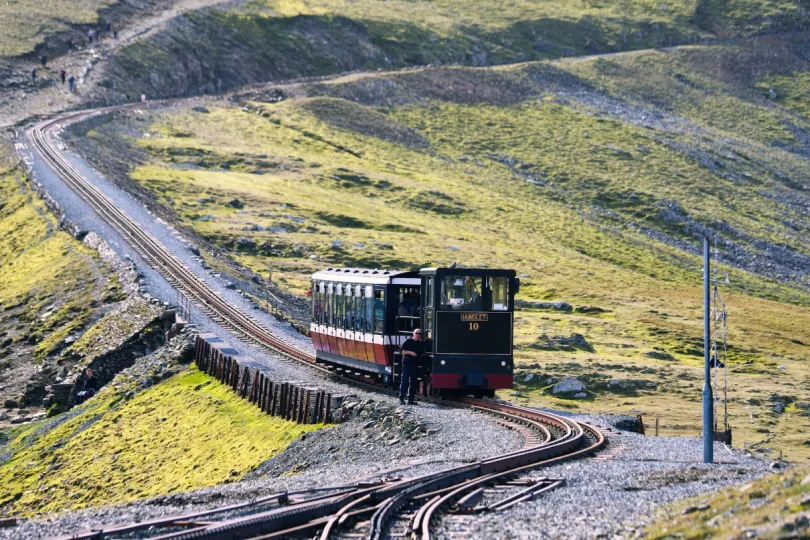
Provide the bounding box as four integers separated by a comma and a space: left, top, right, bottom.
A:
194, 337, 332, 424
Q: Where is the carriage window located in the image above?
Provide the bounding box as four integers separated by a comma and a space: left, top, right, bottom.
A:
311, 280, 317, 321
326, 283, 334, 326
355, 285, 364, 331
490, 276, 509, 311
373, 287, 385, 333
440, 276, 483, 311
345, 289, 355, 329
364, 286, 374, 332
336, 285, 346, 329
395, 286, 420, 332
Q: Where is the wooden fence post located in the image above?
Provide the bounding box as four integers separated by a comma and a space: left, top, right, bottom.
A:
312, 392, 322, 424
302, 391, 311, 424
323, 393, 332, 424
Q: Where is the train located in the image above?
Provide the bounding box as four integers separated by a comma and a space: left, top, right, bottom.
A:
309, 266, 518, 397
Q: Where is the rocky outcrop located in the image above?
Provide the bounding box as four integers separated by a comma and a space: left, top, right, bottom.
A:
552, 377, 587, 396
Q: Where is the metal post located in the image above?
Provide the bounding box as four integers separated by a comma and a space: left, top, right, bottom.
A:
703, 236, 714, 464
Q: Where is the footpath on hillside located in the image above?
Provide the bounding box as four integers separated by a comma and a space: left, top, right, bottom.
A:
0, 0, 230, 128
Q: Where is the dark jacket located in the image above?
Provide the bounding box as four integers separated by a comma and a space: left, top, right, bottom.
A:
83, 376, 98, 391
400, 338, 425, 367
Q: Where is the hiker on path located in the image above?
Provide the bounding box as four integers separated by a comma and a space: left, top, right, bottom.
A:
68, 75, 76, 92
106, 21, 111, 33
88, 29, 94, 44
31, 68, 37, 85
114, 28, 119, 40
41, 55, 47, 68
60, 69, 66, 84
68, 38, 73, 52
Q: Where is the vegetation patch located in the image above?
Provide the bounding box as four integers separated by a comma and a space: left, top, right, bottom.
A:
0, 365, 318, 516
646, 466, 810, 538
301, 98, 429, 149
102, 0, 810, 98
0, 0, 116, 57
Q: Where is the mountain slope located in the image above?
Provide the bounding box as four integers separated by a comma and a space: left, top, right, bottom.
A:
70, 34, 810, 459
99, 0, 810, 98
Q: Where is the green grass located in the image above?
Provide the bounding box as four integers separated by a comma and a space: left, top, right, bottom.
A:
758, 72, 810, 121
0, 156, 111, 364
0, 365, 318, 516
105, 0, 810, 98
0, 0, 117, 57
558, 46, 810, 149
647, 465, 810, 538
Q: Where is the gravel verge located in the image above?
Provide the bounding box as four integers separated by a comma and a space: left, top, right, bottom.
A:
434, 410, 774, 539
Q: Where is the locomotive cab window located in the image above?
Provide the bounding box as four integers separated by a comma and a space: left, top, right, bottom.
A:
489, 276, 509, 311
440, 275, 483, 311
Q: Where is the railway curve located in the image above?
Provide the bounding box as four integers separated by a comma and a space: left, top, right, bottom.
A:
27, 106, 607, 540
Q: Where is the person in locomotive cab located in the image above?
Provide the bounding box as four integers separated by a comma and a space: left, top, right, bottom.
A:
399, 328, 425, 405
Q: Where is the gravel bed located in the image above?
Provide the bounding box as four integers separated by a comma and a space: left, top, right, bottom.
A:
2, 401, 522, 539
434, 411, 774, 540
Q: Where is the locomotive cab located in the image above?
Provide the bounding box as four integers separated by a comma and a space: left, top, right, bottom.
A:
416, 267, 517, 398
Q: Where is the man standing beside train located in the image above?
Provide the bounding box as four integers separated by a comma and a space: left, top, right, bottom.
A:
399, 328, 425, 405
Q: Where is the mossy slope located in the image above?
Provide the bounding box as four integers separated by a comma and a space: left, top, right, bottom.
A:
0, 365, 317, 516
0, 152, 114, 383
102, 0, 810, 98
647, 465, 810, 538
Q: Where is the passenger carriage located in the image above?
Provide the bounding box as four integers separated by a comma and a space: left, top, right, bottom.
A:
310, 266, 518, 397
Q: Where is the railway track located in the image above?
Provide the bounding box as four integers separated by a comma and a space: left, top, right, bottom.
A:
28, 107, 606, 540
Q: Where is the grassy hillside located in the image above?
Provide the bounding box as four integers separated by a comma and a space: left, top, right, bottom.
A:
75, 35, 810, 460
101, 0, 810, 98
647, 465, 810, 538
0, 143, 137, 411
0, 364, 317, 516
0, 0, 117, 57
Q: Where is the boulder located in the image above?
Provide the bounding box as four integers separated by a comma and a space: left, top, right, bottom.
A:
552, 377, 586, 395
574, 306, 609, 314
646, 350, 676, 361
235, 237, 256, 251
523, 373, 534, 383
773, 403, 785, 414
572, 392, 587, 399
569, 334, 594, 352
226, 198, 245, 209
192, 106, 210, 113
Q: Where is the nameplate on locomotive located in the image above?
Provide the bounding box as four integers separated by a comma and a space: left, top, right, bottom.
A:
460, 313, 489, 322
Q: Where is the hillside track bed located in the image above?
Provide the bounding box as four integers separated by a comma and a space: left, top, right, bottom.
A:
24, 105, 609, 539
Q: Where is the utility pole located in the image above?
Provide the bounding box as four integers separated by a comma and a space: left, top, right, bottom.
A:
703, 236, 714, 463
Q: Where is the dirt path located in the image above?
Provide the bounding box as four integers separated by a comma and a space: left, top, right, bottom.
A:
0, 0, 236, 128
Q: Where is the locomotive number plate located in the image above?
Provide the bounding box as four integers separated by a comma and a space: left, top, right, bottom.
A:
460, 313, 489, 322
